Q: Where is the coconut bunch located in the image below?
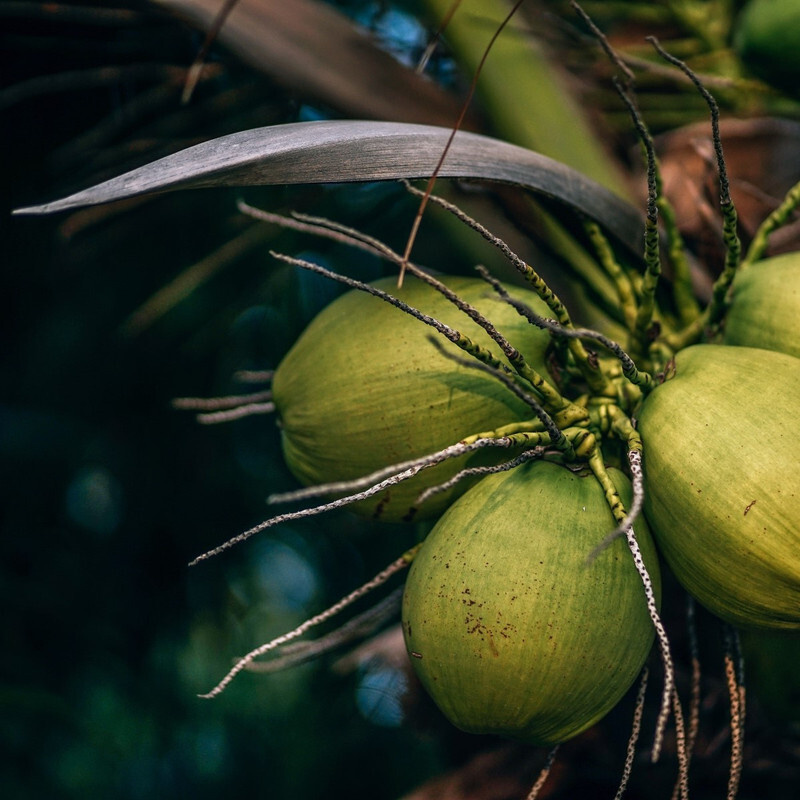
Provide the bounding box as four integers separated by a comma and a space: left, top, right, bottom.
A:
15, 9, 800, 797
181, 200, 676, 773
173, 35, 800, 790
160, 103, 792, 800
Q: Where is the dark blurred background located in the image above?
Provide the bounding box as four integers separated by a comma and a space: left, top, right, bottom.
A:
3, 2, 799, 799
1, 3, 449, 797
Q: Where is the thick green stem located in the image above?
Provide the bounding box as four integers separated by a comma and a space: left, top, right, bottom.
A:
742, 179, 800, 267
633, 216, 662, 350
583, 219, 639, 332
610, 408, 642, 451
477, 265, 613, 397
463, 419, 546, 442
704, 201, 742, 327
646, 36, 742, 332
587, 447, 628, 523
663, 308, 707, 352
656, 193, 701, 325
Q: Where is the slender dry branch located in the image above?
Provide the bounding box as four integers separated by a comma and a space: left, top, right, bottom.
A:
200, 551, 415, 698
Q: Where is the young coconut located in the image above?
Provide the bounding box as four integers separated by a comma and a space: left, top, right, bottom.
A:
734, 0, 800, 95
271, 273, 556, 521
401, 459, 660, 746
638, 343, 800, 630
722, 251, 800, 359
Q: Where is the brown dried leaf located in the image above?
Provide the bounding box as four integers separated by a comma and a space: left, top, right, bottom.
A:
155, 0, 469, 126
657, 117, 800, 268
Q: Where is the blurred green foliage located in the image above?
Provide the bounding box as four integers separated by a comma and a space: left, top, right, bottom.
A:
0, 3, 452, 797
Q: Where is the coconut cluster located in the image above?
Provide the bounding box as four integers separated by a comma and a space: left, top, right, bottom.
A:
246, 188, 800, 760
172, 172, 800, 758
266, 252, 796, 723
268, 271, 664, 744
171, 39, 800, 794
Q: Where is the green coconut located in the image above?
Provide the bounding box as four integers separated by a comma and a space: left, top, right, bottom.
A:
401, 460, 659, 746
723, 252, 800, 359
734, 0, 800, 95
271, 274, 554, 521
638, 344, 800, 630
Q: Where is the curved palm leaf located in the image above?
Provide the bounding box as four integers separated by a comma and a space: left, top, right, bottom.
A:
14, 119, 644, 256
